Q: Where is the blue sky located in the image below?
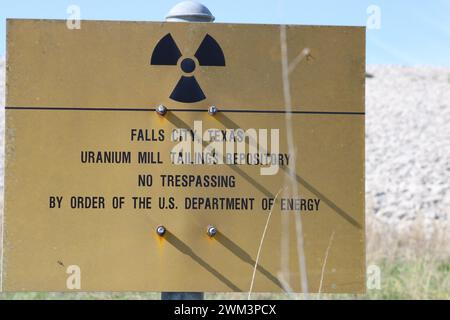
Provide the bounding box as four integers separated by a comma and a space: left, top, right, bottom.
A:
1, 0, 450, 65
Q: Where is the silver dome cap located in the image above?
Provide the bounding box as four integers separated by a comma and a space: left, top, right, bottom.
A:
166, 1, 215, 22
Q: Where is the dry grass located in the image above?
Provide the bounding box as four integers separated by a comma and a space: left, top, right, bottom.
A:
367, 215, 449, 264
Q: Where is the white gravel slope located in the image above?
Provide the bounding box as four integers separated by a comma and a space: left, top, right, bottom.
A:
0, 59, 448, 229
366, 66, 450, 228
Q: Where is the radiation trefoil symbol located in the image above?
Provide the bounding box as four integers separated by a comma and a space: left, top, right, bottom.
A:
150, 33, 225, 103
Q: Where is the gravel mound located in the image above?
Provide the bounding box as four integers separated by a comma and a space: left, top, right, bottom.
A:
366, 66, 450, 228
0, 60, 449, 229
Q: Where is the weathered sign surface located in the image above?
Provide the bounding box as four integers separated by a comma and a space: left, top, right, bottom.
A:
3, 19, 365, 292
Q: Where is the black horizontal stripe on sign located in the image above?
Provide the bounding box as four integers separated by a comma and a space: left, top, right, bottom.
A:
5, 106, 365, 115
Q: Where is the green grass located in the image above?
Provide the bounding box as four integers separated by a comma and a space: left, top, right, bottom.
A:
364, 259, 449, 300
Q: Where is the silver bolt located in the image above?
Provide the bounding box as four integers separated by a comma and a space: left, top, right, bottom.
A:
156, 225, 166, 236
156, 105, 167, 116
208, 105, 218, 115
207, 225, 217, 237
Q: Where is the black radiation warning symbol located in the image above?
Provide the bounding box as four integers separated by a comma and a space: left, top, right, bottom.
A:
150, 33, 225, 103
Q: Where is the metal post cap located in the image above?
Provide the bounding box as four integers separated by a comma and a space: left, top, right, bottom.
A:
166, 1, 215, 22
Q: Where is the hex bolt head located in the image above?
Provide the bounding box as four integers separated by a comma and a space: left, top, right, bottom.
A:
208, 105, 218, 115
156, 105, 168, 116
156, 225, 166, 236
207, 225, 218, 237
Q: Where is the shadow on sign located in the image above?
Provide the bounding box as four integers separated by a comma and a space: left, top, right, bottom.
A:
166, 113, 274, 199
216, 232, 284, 290
165, 231, 241, 291
217, 113, 362, 229
166, 112, 361, 229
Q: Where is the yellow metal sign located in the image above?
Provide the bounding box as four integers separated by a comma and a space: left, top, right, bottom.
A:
3, 19, 365, 293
